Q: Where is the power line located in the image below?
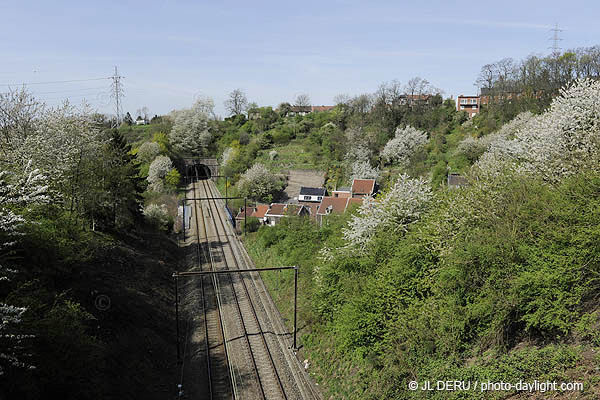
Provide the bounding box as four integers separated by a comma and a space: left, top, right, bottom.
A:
0, 77, 111, 87
33, 86, 107, 95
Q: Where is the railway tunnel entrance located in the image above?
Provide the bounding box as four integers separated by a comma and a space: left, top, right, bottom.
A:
184, 158, 218, 180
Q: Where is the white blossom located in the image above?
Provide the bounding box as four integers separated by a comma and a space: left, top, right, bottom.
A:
143, 203, 170, 230
221, 147, 236, 167
381, 125, 428, 166
475, 79, 600, 182
345, 139, 379, 180
236, 163, 283, 202
350, 160, 379, 180
137, 141, 160, 163
169, 98, 214, 156
147, 155, 173, 192
0, 161, 47, 374
342, 174, 432, 251
457, 112, 536, 163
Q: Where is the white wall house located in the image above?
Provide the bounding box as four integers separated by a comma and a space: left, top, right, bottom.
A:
299, 186, 326, 202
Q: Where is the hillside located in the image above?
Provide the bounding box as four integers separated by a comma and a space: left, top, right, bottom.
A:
237, 79, 600, 399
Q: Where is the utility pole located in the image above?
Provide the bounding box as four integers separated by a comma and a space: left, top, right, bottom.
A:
110, 66, 124, 128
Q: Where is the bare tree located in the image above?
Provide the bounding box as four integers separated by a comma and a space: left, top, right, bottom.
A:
333, 93, 351, 106
141, 106, 150, 121
476, 64, 497, 92
375, 80, 403, 107
405, 77, 431, 100
294, 93, 311, 107
224, 89, 248, 116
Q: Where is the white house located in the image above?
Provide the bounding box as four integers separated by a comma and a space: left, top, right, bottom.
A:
299, 186, 326, 202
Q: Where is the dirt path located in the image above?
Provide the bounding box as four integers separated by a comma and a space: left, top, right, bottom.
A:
283, 169, 325, 202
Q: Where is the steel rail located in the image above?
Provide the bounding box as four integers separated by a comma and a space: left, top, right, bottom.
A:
195, 168, 263, 399
191, 175, 235, 399
201, 175, 288, 400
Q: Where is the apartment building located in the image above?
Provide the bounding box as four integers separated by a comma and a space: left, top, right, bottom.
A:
456, 95, 481, 118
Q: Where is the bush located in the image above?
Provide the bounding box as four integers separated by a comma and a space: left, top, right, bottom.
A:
236, 163, 284, 203
152, 132, 169, 153
136, 142, 160, 163
381, 125, 428, 166
164, 168, 181, 191
272, 130, 291, 145
147, 155, 173, 192
143, 203, 170, 231
241, 216, 261, 233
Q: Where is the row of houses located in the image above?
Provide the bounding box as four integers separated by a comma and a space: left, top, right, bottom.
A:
235, 178, 377, 228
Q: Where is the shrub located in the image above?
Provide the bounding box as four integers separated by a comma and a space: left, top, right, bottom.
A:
381, 125, 428, 166
343, 174, 432, 251
236, 163, 283, 203
164, 168, 181, 191
152, 132, 169, 153
136, 142, 160, 163
147, 155, 173, 192
241, 216, 261, 233
143, 203, 170, 231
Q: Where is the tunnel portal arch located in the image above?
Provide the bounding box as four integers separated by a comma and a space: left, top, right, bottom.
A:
184, 158, 219, 180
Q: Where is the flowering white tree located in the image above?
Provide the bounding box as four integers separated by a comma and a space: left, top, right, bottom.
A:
236, 163, 283, 202
349, 160, 379, 180
475, 79, 600, 182
7, 101, 104, 218
0, 89, 45, 155
0, 162, 49, 374
343, 174, 432, 251
457, 111, 535, 163
143, 203, 170, 231
381, 125, 428, 166
169, 98, 214, 156
221, 147, 236, 167
147, 155, 174, 192
345, 140, 379, 180
137, 141, 161, 163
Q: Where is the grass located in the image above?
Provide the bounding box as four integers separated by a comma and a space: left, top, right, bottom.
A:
254, 141, 322, 173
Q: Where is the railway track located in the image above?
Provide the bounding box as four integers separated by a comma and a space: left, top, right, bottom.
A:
198, 171, 287, 400
190, 175, 234, 399
181, 169, 320, 400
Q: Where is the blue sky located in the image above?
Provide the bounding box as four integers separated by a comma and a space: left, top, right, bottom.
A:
1, 0, 599, 117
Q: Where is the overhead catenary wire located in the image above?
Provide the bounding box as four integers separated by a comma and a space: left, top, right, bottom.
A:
33, 86, 107, 95
0, 77, 112, 87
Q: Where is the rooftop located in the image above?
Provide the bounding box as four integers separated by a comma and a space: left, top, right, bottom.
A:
351, 178, 376, 195
254, 204, 269, 219
317, 197, 349, 215
299, 186, 326, 196
265, 203, 286, 216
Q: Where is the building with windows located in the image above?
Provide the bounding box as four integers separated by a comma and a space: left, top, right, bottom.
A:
456, 95, 481, 118
299, 186, 326, 202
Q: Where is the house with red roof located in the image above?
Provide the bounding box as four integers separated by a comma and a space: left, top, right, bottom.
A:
253, 204, 270, 223
316, 196, 364, 226
332, 186, 351, 198
351, 178, 376, 198
264, 203, 309, 226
